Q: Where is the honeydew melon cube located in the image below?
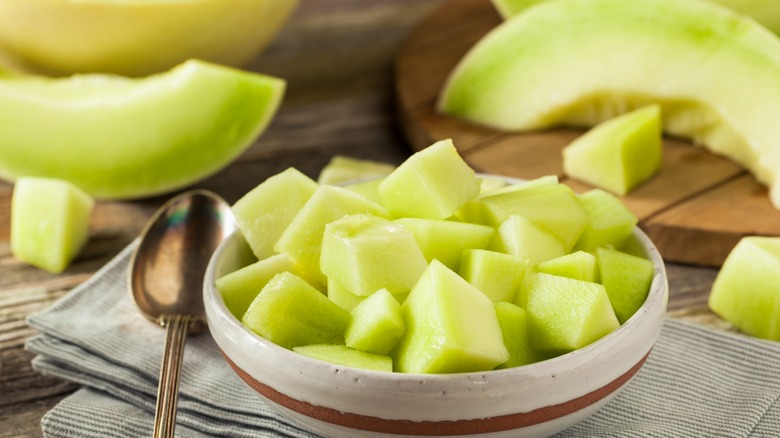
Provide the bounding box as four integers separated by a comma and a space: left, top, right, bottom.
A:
709, 237, 780, 340
563, 105, 662, 196
537, 251, 598, 283
293, 344, 393, 372
242, 272, 351, 349
457, 175, 558, 223
494, 302, 544, 369
345, 289, 405, 355
232, 168, 318, 260
11, 177, 94, 273
320, 214, 427, 296
597, 247, 654, 324
459, 249, 529, 302
274, 185, 388, 284
327, 278, 366, 312
393, 260, 509, 374
478, 182, 587, 251
378, 139, 480, 219
479, 176, 508, 193
317, 156, 396, 185
489, 215, 565, 265
575, 189, 638, 252
344, 178, 384, 204
394, 218, 495, 270
527, 272, 619, 354
216, 253, 324, 320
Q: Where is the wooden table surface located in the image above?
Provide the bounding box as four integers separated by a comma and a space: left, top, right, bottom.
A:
0, 0, 736, 436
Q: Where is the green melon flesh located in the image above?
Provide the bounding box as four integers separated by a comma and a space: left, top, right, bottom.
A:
709, 237, 780, 340
393, 260, 509, 374
490, 214, 565, 266
317, 156, 396, 185
345, 289, 405, 355
320, 214, 427, 296
439, 0, 780, 208
395, 218, 495, 270
379, 139, 480, 219
459, 249, 528, 303
537, 251, 598, 283
596, 247, 655, 324
575, 189, 638, 252
344, 178, 384, 204
11, 177, 93, 273
494, 302, 544, 369
293, 344, 393, 372
563, 105, 662, 196
327, 278, 367, 312
232, 168, 318, 261
242, 272, 351, 350
527, 272, 619, 354
0, 59, 285, 199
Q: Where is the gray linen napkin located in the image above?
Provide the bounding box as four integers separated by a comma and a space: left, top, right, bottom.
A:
26, 242, 780, 437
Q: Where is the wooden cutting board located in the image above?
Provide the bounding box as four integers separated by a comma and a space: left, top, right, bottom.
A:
394, 0, 780, 267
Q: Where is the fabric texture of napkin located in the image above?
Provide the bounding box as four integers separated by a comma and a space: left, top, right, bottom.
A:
26, 242, 780, 437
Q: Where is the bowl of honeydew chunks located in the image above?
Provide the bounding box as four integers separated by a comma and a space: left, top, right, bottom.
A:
203, 139, 668, 438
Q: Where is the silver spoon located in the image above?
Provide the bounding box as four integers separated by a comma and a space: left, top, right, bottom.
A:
128, 190, 236, 438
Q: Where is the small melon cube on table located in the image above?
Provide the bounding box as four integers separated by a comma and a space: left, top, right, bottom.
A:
393, 260, 509, 374
537, 251, 598, 283
274, 185, 388, 285
379, 139, 480, 219
242, 272, 351, 349
293, 344, 393, 372
527, 272, 619, 354
11, 177, 94, 273
394, 218, 495, 270
459, 249, 528, 303
563, 104, 662, 196
216, 253, 324, 319
345, 289, 405, 355
597, 247, 654, 324
494, 302, 544, 369
320, 214, 427, 296
317, 156, 396, 185
490, 214, 565, 265
232, 168, 318, 260
709, 237, 780, 341
575, 189, 638, 252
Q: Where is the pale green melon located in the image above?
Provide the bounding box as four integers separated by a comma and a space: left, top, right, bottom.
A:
378, 139, 480, 219
317, 156, 395, 185
489, 214, 565, 265
293, 344, 393, 372
232, 168, 318, 261
393, 260, 509, 374
459, 249, 528, 303
242, 272, 351, 350
327, 278, 367, 312
11, 177, 93, 273
0, 60, 285, 199
456, 175, 559, 223
320, 214, 427, 296
440, 0, 780, 208
494, 302, 544, 369
527, 272, 619, 353
575, 189, 638, 252
563, 105, 662, 195
537, 251, 598, 283
344, 178, 384, 204
709, 237, 780, 340
394, 218, 495, 270
345, 289, 405, 355
596, 247, 654, 324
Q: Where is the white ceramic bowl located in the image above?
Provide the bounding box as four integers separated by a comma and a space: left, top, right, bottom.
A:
204, 206, 668, 438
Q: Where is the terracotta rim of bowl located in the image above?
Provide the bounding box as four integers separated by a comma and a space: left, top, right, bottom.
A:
222, 350, 650, 436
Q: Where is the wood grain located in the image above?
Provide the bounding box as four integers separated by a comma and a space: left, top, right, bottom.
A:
394, 0, 780, 267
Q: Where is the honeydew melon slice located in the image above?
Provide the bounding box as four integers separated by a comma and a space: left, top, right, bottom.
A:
232, 168, 318, 261
439, 0, 780, 208
11, 177, 93, 273
379, 139, 480, 219
563, 104, 662, 196
317, 156, 395, 185
393, 260, 509, 374
242, 272, 351, 350
489, 214, 565, 265
293, 344, 393, 372
709, 237, 780, 340
527, 272, 619, 354
344, 178, 384, 204
596, 247, 654, 324
536, 251, 598, 283
494, 302, 544, 369
320, 214, 427, 296
394, 218, 495, 270
575, 189, 638, 252
0, 59, 285, 199
459, 249, 529, 303
345, 289, 405, 355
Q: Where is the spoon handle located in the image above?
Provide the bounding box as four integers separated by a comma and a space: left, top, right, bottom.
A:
153, 314, 191, 438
